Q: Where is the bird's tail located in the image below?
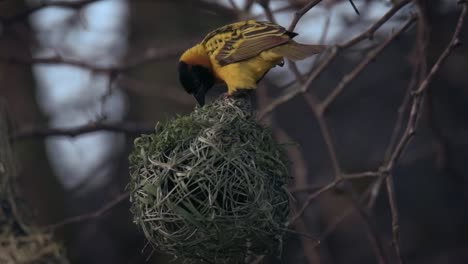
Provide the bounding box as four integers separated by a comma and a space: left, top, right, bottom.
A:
272, 42, 326, 61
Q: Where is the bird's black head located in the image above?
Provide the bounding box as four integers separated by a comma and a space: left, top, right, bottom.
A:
178, 61, 214, 106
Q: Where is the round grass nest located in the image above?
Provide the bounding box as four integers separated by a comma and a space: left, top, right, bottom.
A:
128, 96, 291, 263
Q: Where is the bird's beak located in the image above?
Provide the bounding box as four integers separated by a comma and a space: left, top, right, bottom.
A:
194, 85, 207, 106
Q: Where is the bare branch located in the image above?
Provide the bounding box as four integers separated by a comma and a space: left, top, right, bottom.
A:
385, 174, 403, 264
0, 0, 238, 28
303, 93, 342, 178
288, 171, 378, 194
228, 0, 239, 10
369, 0, 430, 211
0, 46, 185, 73
321, 15, 417, 111
412, 11, 466, 95
339, 0, 412, 49
257, 0, 277, 23
11, 122, 154, 141
259, 0, 413, 119
0, 0, 103, 27
288, 179, 341, 225
384, 2, 467, 172
380, 3, 468, 262
348, 0, 360, 15
288, 0, 323, 32
43, 192, 129, 231
347, 188, 388, 264
315, 181, 377, 246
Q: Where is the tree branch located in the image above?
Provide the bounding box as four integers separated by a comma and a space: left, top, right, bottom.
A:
0, 0, 103, 27
321, 15, 417, 111
43, 192, 129, 231
11, 122, 154, 141
339, 0, 412, 48
383, 2, 467, 173
288, 0, 323, 32
259, 0, 413, 119
0, 45, 185, 73
380, 3, 467, 263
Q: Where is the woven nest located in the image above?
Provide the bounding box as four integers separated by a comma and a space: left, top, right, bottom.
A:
128, 96, 291, 263
0, 113, 69, 264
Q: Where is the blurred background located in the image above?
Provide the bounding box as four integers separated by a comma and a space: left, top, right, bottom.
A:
1, 0, 467, 263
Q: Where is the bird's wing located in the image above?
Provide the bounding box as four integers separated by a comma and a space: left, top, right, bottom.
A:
203, 21, 294, 66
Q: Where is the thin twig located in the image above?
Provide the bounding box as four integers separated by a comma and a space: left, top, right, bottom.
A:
346, 187, 388, 264
413, 16, 465, 95
258, 0, 277, 24
316, 180, 375, 245
228, 0, 239, 10
0, 0, 103, 27
11, 122, 154, 141
348, 0, 360, 15
385, 173, 403, 264
284, 17, 416, 186
380, 3, 468, 263
0, 0, 237, 28
250, 5, 296, 21
288, 179, 341, 225
288, 171, 378, 194
288, 0, 323, 32
339, 0, 412, 48
273, 117, 321, 262
0, 46, 185, 73
43, 192, 130, 231
259, 0, 413, 119
303, 93, 342, 179
321, 15, 417, 111
369, 1, 430, 210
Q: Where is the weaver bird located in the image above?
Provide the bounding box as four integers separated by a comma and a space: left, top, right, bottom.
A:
179, 20, 325, 106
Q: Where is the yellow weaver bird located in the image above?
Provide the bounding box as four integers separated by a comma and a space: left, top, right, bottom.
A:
178, 20, 325, 106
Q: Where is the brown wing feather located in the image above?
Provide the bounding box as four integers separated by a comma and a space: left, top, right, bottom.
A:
202, 21, 295, 66
272, 42, 326, 61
